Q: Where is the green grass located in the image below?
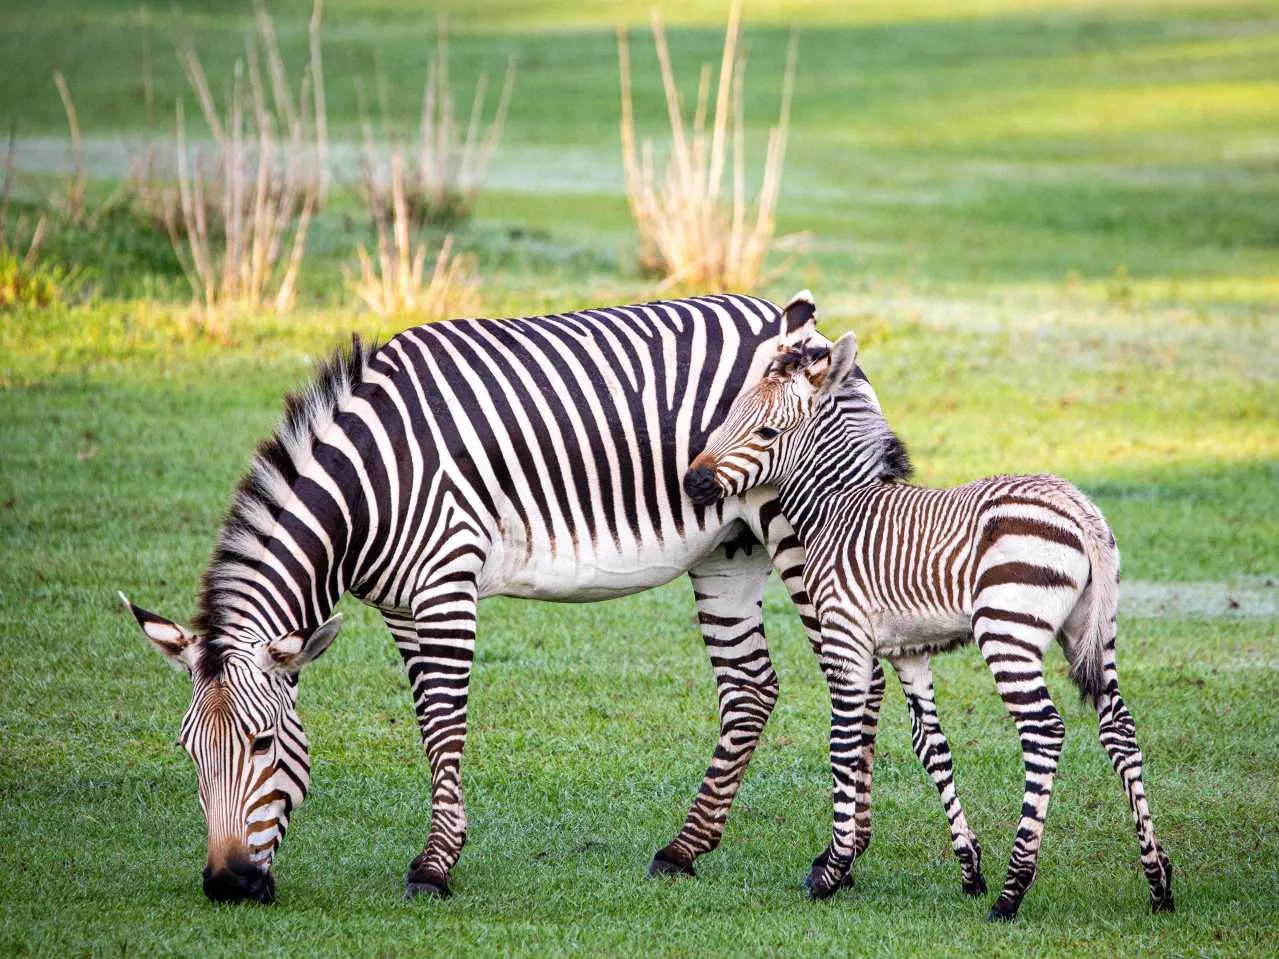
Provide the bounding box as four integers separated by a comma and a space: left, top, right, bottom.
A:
1, 0, 1278, 956
2, 305, 1276, 957
2, 0, 1277, 300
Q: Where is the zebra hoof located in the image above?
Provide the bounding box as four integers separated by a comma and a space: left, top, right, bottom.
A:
963, 874, 988, 897
986, 900, 1019, 922
648, 847, 696, 878
405, 876, 452, 900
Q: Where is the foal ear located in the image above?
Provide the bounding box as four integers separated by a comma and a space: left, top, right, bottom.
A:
262, 613, 343, 675
119, 592, 199, 672
814, 332, 859, 397
781, 289, 817, 337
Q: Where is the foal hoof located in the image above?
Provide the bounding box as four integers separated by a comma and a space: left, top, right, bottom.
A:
802, 867, 851, 900
963, 874, 988, 897
405, 876, 452, 900
1151, 856, 1174, 913
986, 899, 1019, 922
648, 847, 696, 878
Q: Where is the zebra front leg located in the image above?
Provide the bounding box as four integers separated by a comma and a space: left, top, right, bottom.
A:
851, 658, 886, 867
890, 652, 986, 896
750, 499, 880, 883
391, 549, 483, 899
651, 544, 778, 878
975, 613, 1065, 921
804, 629, 875, 900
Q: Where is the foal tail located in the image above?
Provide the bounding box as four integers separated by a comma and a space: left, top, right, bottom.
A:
1053, 481, 1120, 708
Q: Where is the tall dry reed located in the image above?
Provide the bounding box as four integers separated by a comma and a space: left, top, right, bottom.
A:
370, 14, 514, 228
165, 0, 324, 332
618, 0, 800, 292
346, 128, 478, 319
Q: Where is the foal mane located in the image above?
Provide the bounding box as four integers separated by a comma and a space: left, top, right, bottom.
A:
832, 374, 915, 483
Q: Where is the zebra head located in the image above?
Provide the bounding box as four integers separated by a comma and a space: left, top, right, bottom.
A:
684, 332, 861, 505
120, 593, 341, 904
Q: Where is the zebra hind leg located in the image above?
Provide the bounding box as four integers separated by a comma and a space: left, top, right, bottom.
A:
974, 608, 1065, 922
651, 545, 778, 878
890, 652, 986, 896
1093, 642, 1174, 912
391, 542, 484, 899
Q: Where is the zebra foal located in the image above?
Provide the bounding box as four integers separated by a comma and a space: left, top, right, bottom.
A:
683, 331, 1174, 920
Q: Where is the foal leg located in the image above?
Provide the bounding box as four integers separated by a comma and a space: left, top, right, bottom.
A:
746, 495, 884, 881
851, 659, 886, 864
394, 532, 485, 898
974, 605, 1066, 921
1093, 640, 1174, 911
804, 610, 875, 899
651, 544, 778, 876
890, 652, 986, 896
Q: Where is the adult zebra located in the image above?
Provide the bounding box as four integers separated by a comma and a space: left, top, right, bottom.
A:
683, 332, 1174, 920
120, 292, 964, 904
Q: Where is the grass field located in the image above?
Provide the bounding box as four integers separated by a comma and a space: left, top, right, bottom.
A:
1, 0, 1277, 956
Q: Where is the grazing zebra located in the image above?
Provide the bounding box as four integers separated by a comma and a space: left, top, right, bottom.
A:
119, 292, 964, 904
683, 331, 1174, 920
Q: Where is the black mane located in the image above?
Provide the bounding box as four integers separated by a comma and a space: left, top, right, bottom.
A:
833, 368, 915, 484
878, 432, 915, 482
192, 335, 373, 679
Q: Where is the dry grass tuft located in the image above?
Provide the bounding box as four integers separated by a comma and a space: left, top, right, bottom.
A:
346, 134, 479, 319
52, 73, 86, 225
122, 5, 171, 233
1, 128, 72, 310
369, 14, 514, 228
164, 0, 324, 333
1, 127, 48, 269
618, 0, 800, 292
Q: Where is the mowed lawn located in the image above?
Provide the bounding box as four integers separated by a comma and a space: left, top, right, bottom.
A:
1, 0, 1278, 956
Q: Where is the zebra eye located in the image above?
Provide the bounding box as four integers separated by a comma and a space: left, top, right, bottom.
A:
251, 733, 275, 755
755, 426, 780, 440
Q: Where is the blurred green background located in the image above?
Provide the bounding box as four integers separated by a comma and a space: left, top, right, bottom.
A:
1, 1, 1276, 956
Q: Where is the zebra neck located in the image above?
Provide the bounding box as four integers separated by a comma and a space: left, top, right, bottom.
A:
776, 414, 898, 537
198, 457, 361, 646
208, 517, 350, 645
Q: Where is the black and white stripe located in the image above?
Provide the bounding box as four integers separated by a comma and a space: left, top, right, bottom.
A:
122, 291, 954, 902
686, 332, 1173, 920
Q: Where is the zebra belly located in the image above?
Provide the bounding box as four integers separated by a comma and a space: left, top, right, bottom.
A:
872, 608, 973, 656
479, 527, 740, 603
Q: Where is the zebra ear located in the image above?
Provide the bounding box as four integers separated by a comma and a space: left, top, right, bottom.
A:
119, 592, 198, 673
815, 332, 859, 397
782, 289, 817, 336
262, 613, 343, 675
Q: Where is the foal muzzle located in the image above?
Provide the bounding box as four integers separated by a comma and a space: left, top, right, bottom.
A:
683, 465, 723, 506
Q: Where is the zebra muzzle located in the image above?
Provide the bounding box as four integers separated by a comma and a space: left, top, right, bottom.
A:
202, 859, 276, 905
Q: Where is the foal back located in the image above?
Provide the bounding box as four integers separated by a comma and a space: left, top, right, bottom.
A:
814, 474, 1098, 660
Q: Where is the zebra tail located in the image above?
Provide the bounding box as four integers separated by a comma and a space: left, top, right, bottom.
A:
1060, 484, 1119, 707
